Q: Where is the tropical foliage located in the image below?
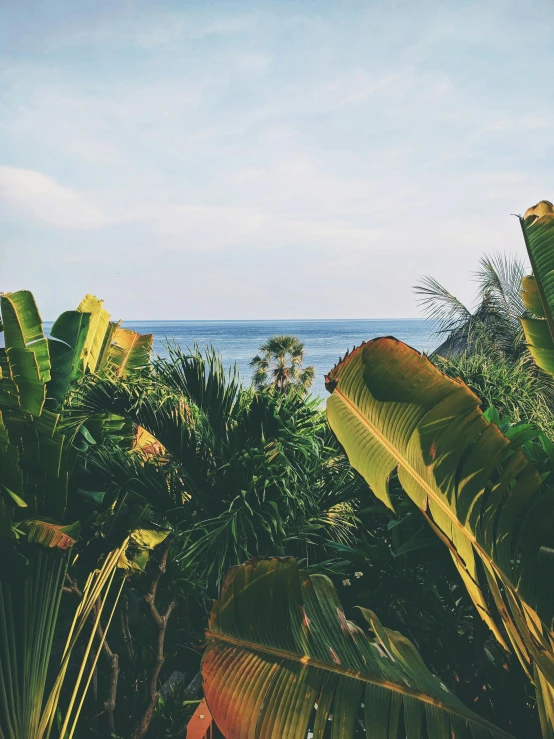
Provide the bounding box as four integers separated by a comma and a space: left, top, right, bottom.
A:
83, 344, 357, 585
250, 334, 315, 393
415, 253, 528, 359
433, 349, 554, 435
48, 342, 363, 737
324, 334, 554, 738
519, 201, 554, 378
6, 198, 554, 738
0, 290, 154, 738
202, 558, 511, 739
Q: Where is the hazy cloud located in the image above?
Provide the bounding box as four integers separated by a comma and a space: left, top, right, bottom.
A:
0, 166, 108, 229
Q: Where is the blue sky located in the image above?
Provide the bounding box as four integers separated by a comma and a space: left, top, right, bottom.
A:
1, 0, 552, 319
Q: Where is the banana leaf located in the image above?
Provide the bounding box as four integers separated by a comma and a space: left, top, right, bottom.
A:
325, 337, 554, 732
76, 294, 111, 373
202, 558, 512, 739
47, 310, 91, 407
0, 289, 156, 738
102, 326, 153, 377
519, 201, 554, 375
74, 295, 152, 379
1, 291, 50, 414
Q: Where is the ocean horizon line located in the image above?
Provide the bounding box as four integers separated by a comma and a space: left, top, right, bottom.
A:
42, 317, 427, 323
120, 317, 427, 323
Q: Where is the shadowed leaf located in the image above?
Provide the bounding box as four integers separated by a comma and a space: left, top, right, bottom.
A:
201, 558, 512, 739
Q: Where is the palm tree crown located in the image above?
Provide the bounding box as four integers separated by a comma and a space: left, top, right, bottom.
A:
250, 334, 315, 393
414, 252, 529, 359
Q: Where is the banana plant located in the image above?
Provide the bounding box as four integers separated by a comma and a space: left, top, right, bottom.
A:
325, 336, 554, 737
0, 289, 153, 739
199, 558, 512, 739
519, 200, 554, 377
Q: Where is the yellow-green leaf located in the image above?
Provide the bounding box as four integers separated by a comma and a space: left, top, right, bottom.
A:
520, 201, 554, 377
325, 337, 554, 705
130, 528, 169, 549
76, 294, 111, 373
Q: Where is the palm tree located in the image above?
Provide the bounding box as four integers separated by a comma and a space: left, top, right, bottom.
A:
250, 335, 315, 393
414, 252, 554, 428
414, 252, 528, 359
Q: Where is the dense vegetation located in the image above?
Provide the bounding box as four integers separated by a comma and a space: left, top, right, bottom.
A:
2, 200, 554, 737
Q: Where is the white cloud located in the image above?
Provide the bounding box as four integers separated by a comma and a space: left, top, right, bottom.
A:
0, 166, 108, 229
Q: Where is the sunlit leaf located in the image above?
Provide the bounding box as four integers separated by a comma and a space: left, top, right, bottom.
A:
325, 337, 554, 733
520, 201, 554, 376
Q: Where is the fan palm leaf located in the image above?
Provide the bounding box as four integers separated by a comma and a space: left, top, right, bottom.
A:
250, 335, 315, 393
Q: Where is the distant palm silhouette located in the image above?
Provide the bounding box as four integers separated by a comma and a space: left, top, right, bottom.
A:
250, 335, 315, 393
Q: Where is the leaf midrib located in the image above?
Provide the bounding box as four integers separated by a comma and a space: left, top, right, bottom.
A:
205, 630, 513, 736
332, 385, 515, 598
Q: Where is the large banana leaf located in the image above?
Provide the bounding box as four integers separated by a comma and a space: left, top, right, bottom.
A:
325, 338, 554, 727
1, 291, 50, 414
47, 310, 92, 406
76, 293, 112, 373
46, 297, 152, 406
202, 558, 512, 739
519, 201, 554, 375
104, 326, 153, 377
75, 294, 153, 378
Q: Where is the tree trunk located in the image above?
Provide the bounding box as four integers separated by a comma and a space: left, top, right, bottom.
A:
131, 536, 176, 739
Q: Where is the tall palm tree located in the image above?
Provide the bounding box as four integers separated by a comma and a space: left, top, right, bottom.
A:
250, 335, 315, 393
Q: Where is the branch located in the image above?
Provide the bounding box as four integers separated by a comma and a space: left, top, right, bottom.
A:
131, 535, 177, 739
121, 593, 134, 661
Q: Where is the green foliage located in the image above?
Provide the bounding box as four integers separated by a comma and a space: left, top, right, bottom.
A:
415, 253, 528, 360
250, 334, 315, 393
332, 403, 554, 737
433, 348, 554, 436
519, 201, 554, 378
0, 289, 154, 739
6, 229, 554, 738
82, 345, 359, 587
326, 336, 554, 738
202, 558, 512, 739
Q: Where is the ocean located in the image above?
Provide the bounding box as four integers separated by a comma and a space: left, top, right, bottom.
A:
11, 319, 439, 400
118, 319, 438, 399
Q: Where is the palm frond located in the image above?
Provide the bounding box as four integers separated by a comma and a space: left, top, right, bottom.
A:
414, 276, 473, 336
153, 343, 241, 438
475, 252, 528, 320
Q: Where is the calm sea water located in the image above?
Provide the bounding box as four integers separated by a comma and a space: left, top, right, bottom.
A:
118, 319, 438, 399
18, 319, 438, 399
9, 319, 439, 398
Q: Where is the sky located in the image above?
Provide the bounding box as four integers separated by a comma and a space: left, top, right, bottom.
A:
0, 0, 552, 320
